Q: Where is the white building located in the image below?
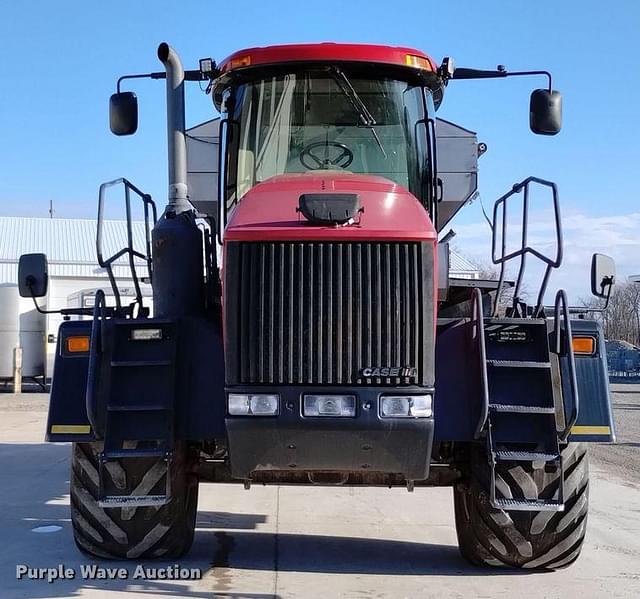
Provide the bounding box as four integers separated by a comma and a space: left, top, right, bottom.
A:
449, 251, 480, 280
0, 216, 150, 377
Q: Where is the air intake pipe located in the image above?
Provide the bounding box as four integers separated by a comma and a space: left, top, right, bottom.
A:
157, 42, 190, 215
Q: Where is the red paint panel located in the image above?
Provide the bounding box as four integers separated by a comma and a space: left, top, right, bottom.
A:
218, 42, 437, 74
224, 173, 437, 242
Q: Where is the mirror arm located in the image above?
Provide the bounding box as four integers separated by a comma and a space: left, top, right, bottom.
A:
29, 293, 94, 317
116, 69, 206, 94
116, 72, 166, 94
30, 292, 50, 315
26, 277, 51, 315
601, 278, 614, 310
452, 67, 553, 92
506, 70, 553, 92
27, 281, 93, 317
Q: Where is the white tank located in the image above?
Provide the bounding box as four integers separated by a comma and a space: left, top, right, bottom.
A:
0, 284, 20, 378
19, 294, 46, 378
0, 283, 46, 379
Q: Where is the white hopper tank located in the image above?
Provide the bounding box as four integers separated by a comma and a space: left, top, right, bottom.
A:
0, 284, 20, 378
19, 294, 46, 378
0, 283, 46, 379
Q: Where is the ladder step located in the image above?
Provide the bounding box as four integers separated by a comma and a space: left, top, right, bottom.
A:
487, 360, 550, 369
492, 498, 564, 512
107, 404, 169, 412
102, 448, 169, 459
489, 403, 555, 414
495, 450, 559, 462
110, 360, 172, 367
99, 494, 169, 508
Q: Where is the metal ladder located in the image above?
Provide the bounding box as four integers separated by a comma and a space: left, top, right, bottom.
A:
474, 290, 579, 512
478, 176, 580, 510
87, 291, 178, 507
484, 316, 563, 511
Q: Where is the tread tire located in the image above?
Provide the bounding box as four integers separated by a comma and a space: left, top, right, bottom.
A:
70, 441, 198, 559
454, 442, 589, 569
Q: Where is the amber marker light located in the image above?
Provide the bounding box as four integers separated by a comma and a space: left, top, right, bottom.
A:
572, 337, 595, 355
405, 54, 432, 70
67, 336, 90, 353
230, 54, 251, 69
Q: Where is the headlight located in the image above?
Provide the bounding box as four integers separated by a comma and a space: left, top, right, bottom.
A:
228, 394, 279, 416
303, 395, 356, 417
380, 395, 432, 418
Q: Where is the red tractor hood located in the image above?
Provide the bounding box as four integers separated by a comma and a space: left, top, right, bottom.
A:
224, 173, 437, 242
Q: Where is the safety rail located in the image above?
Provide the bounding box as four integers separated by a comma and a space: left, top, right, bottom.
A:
472, 287, 490, 438
491, 177, 562, 317
97, 178, 157, 313
85, 289, 109, 436
554, 289, 579, 441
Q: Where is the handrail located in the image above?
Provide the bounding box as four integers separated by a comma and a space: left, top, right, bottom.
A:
472, 288, 490, 438
491, 177, 562, 317
216, 119, 228, 245
97, 178, 157, 312
85, 289, 107, 435
554, 289, 580, 441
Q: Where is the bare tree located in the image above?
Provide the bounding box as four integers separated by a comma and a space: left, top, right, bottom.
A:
470, 258, 529, 313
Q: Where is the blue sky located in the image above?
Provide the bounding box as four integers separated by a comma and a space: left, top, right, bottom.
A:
0, 1, 638, 300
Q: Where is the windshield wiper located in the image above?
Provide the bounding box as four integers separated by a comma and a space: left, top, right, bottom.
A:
328, 67, 387, 158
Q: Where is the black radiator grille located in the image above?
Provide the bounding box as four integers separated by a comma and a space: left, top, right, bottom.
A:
224, 241, 433, 386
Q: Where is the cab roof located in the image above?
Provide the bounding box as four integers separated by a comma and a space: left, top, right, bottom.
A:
217, 42, 438, 74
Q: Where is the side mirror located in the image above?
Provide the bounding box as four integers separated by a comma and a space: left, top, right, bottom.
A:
530, 89, 562, 135
18, 253, 49, 298
109, 91, 138, 136
591, 253, 615, 299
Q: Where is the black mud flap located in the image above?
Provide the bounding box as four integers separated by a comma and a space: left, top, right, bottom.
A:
565, 319, 615, 442
46, 321, 95, 443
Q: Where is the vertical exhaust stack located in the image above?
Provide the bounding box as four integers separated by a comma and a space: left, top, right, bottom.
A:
152, 43, 204, 319
157, 42, 190, 215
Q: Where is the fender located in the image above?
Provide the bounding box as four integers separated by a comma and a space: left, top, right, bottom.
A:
46, 321, 95, 442
434, 316, 616, 444
46, 316, 227, 443
564, 319, 615, 442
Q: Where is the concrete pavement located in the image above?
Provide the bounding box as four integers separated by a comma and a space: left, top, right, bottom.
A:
0, 387, 638, 598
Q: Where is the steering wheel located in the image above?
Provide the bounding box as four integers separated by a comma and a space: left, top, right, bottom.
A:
299, 141, 354, 170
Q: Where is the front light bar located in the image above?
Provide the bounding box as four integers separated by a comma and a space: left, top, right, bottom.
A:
380, 395, 432, 418
228, 394, 279, 416
303, 394, 356, 417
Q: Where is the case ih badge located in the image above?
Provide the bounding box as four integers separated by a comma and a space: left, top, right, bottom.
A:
360, 367, 418, 377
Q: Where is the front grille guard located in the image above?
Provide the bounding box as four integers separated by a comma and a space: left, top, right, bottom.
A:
491, 176, 562, 318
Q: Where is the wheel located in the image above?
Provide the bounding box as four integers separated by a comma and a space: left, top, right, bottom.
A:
454, 443, 589, 569
70, 441, 199, 559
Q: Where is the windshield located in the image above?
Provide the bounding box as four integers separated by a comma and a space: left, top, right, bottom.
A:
225, 69, 430, 203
